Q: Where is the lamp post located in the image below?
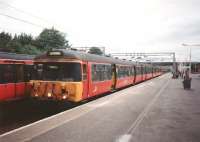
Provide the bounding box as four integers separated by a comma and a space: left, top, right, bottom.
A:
182, 43, 200, 74
182, 43, 192, 74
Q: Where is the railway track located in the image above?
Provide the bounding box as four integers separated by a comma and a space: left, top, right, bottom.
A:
0, 99, 78, 135
0, 90, 115, 135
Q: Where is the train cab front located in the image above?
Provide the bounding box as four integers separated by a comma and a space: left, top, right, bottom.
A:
30, 62, 83, 102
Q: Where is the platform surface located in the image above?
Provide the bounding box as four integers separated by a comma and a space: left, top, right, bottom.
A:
1, 73, 200, 142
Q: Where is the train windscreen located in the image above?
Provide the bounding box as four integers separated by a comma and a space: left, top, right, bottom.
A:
33, 62, 81, 82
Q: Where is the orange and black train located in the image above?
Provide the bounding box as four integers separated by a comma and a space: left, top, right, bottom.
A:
30, 49, 163, 102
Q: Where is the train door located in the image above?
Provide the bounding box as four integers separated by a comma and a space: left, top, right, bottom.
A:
135, 65, 140, 83
111, 64, 117, 90
82, 63, 89, 99
143, 66, 148, 80
1, 64, 15, 100
133, 66, 136, 84
140, 65, 143, 81
0, 64, 5, 100
24, 64, 34, 95
15, 64, 25, 97
152, 67, 154, 77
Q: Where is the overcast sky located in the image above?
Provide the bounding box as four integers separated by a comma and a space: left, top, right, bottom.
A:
0, 0, 200, 61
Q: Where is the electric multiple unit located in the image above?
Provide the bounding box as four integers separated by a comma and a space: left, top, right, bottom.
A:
30, 49, 163, 102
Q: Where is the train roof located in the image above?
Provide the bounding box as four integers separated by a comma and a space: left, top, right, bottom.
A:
35, 49, 136, 65
0, 52, 35, 60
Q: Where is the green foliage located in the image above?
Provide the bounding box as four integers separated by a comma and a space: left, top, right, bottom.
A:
36, 28, 70, 50
6, 39, 22, 52
21, 44, 41, 55
0, 27, 70, 55
0, 32, 12, 51
16, 33, 33, 45
88, 47, 103, 55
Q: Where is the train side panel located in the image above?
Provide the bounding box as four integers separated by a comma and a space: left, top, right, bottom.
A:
135, 74, 143, 83
146, 73, 153, 80
0, 84, 6, 100
3, 83, 15, 100
15, 82, 25, 97
87, 62, 113, 98
115, 65, 135, 89
0, 59, 33, 102
90, 80, 113, 97
115, 76, 134, 89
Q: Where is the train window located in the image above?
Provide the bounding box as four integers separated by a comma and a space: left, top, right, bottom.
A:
33, 63, 81, 82
130, 67, 133, 75
117, 66, 121, 78
24, 65, 33, 81
33, 64, 43, 80
124, 67, 127, 77
124, 66, 127, 77
145, 66, 147, 73
121, 66, 124, 77
100, 65, 105, 81
117, 66, 131, 78
146, 66, 148, 73
131, 66, 135, 76
82, 64, 87, 80
103, 65, 111, 80
136, 66, 142, 75
150, 67, 152, 73
2, 64, 14, 83
127, 67, 131, 76
97, 64, 103, 81
92, 64, 97, 81
135, 67, 138, 75
0, 65, 3, 83
106, 65, 112, 80
15, 65, 24, 82
92, 64, 112, 81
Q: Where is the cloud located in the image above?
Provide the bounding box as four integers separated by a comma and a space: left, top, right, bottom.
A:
1, 0, 200, 61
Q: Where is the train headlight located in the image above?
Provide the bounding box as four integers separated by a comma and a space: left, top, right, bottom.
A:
62, 95, 67, 99
35, 93, 38, 97
47, 92, 52, 97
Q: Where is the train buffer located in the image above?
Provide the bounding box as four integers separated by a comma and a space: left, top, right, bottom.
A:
1, 73, 200, 142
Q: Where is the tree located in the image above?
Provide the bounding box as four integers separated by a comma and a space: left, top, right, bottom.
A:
6, 39, 22, 53
17, 33, 33, 46
5, 34, 40, 54
88, 47, 103, 55
22, 44, 41, 55
0, 32, 12, 51
0, 28, 70, 54
36, 27, 69, 50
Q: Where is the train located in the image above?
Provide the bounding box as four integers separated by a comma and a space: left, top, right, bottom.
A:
30, 49, 163, 102
0, 52, 34, 102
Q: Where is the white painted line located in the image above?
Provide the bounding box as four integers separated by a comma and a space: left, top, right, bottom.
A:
0, 81, 147, 140
126, 78, 170, 134
87, 100, 110, 108
116, 134, 132, 142
0, 98, 102, 138
0, 108, 94, 140
0, 73, 170, 141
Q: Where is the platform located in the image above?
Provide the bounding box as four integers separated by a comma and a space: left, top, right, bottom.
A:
1, 73, 200, 142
